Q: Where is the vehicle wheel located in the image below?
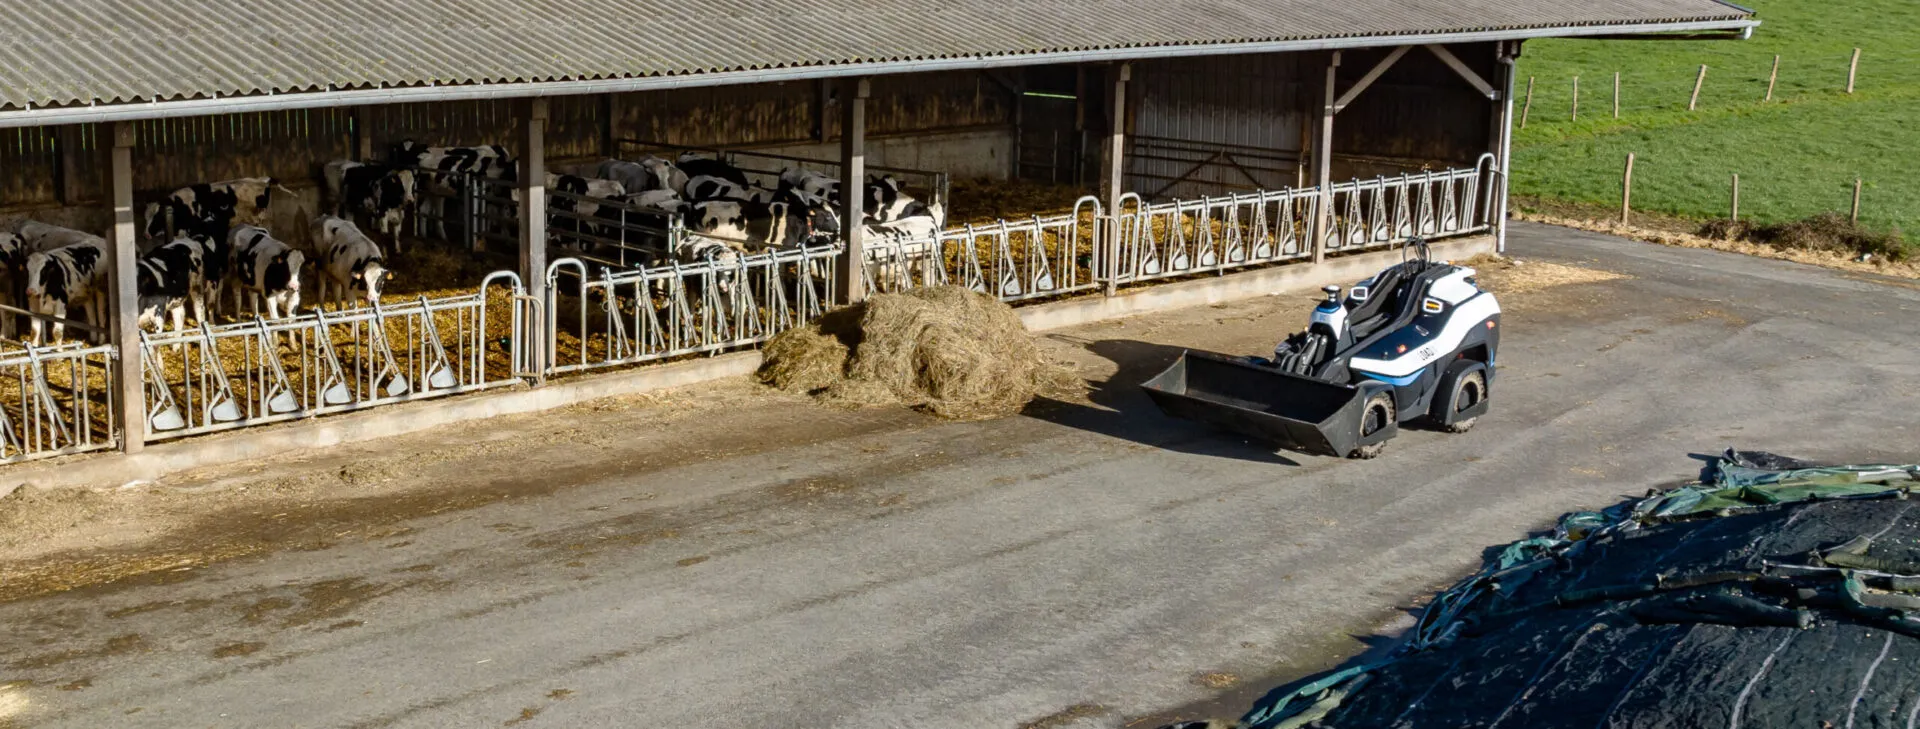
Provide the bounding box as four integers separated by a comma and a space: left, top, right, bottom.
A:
1349, 391, 1396, 459
1443, 369, 1487, 433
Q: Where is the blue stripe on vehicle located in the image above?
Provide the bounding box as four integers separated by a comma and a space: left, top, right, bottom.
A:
1359, 370, 1422, 387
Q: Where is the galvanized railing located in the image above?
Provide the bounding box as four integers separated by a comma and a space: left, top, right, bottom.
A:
1319, 155, 1498, 255
616, 139, 951, 213
1107, 187, 1318, 286
0, 341, 117, 463
544, 245, 838, 375
139, 273, 531, 440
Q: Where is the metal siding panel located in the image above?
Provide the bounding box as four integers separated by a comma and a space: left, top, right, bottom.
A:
0, 0, 1750, 110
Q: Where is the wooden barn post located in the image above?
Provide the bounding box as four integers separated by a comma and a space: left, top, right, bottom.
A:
106, 122, 143, 454
519, 98, 549, 345
1314, 50, 1341, 264
351, 107, 374, 161
1102, 63, 1131, 215
836, 77, 870, 305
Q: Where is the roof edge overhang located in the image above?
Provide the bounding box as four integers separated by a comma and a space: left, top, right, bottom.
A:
0, 17, 1757, 130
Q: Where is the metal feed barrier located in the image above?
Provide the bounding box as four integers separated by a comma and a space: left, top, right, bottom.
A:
0, 341, 117, 463
138, 273, 533, 440
544, 245, 838, 375
0, 163, 1499, 461
1318, 156, 1498, 256
616, 139, 951, 214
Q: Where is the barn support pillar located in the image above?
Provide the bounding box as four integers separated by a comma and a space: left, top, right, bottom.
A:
106, 122, 143, 455
835, 78, 870, 305
519, 98, 550, 369
1313, 51, 1340, 264
1492, 42, 1519, 253
1101, 63, 1131, 215
351, 107, 374, 161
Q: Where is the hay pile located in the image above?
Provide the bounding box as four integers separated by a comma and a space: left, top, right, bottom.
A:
759, 286, 1077, 420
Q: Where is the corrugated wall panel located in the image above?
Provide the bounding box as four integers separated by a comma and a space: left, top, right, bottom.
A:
1127, 53, 1307, 200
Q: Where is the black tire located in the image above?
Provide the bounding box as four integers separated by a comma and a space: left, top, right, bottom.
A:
1443, 369, 1488, 434
1349, 391, 1396, 459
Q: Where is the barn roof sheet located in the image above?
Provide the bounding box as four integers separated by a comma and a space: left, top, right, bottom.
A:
0, 0, 1752, 112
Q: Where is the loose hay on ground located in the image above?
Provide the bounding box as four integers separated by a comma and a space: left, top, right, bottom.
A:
1461, 254, 1629, 294
758, 286, 1079, 420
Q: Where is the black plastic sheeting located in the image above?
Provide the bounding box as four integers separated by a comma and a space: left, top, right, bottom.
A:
1192, 452, 1920, 729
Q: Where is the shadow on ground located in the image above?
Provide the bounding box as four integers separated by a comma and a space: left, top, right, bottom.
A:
1026, 336, 1300, 467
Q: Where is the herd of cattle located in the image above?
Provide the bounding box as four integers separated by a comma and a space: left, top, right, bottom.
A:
0, 141, 946, 345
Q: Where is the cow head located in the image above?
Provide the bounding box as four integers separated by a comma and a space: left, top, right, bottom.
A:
0, 232, 22, 266
142, 201, 173, 240
640, 157, 686, 193
356, 260, 392, 305
23, 252, 64, 308
265, 250, 303, 293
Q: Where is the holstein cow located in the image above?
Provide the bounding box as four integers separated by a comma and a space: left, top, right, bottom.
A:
387, 141, 517, 243
865, 175, 941, 226
2, 222, 97, 338
228, 225, 304, 320
588, 193, 683, 263
143, 178, 278, 242
23, 235, 108, 344
311, 216, 392, 309
779, 168, 841, 204
546, 173, 627, 245
134, 235, 212, 332
684, 199, 814, 252
324, 160, 417, 249
594, 157, 686, 195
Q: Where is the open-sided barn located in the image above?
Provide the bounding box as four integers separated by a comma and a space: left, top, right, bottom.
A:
0, 0, 1756, 461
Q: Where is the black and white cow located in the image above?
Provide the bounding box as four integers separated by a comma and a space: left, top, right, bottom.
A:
388, 141, 518, 243
228, 225, 304, 319
324, 160, 417, 248
23, 235, 108, 344
143, 178, 277, 242
865, 175, 941, 226
134, 235, 212, 332
676, 153, 764, 202
594, 157, 686, 195
780, 168, 841, 204
2, 222, 97, 338
547, 173, 629, 245
683, 199, 815, 252
311, 215, 391, 309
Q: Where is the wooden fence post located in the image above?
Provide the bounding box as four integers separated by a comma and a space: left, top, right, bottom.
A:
1621, 153, 1635, 225
1766, 55, 1780, 101
1571, 76, 1579, 121
1730, 173, 1740, 221
1848, 48, 1861, 93
1689, 65, 1707, 110
1520, 76, 1535, 128
1852, 179, 1862, 223
1613, 72, 1621, 118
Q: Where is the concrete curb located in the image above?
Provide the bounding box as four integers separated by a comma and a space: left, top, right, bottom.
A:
4, 235, 1491, 493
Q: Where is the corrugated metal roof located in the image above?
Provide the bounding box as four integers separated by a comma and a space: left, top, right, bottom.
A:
0, 0, 1750, 111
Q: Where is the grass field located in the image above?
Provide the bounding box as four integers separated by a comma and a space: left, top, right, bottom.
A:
1511, 0, 1920, 236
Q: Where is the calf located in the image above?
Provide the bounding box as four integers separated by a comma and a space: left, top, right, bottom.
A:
865, 175, 940, 225
325, 160, 417, 248
684, 199, 811, 252
389, 141, 518, 244
547, 173, 628, 245
2, 222, 94, 337
143, 178, 277, 242
311, 215, 391, 309
228, 225, 304, 319
23, 237, 108, 344
780, 168, 841, 203
594, 157, 686, 195
674, 153, 750, 188
134, 235, 211, 332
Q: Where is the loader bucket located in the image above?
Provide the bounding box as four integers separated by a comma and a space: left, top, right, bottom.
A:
1140, 350, 1372, 457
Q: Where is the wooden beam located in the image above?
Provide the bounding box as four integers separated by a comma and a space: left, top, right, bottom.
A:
1424, 44, 1497, 100
1332, 45, 1409, 113
1314, 51, 1340, 264
835, 78, 870, 305
518, 98, 549, 338
1103, 63, 1131, 213
106, 122, 143, 455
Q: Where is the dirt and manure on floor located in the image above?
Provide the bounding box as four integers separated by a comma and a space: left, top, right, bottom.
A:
758, 285, 1081, 421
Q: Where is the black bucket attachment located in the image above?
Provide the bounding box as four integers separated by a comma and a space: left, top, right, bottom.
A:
1140, 350, 1376, 457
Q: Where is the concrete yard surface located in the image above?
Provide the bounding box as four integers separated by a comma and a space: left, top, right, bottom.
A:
1, 222, 1917, 728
